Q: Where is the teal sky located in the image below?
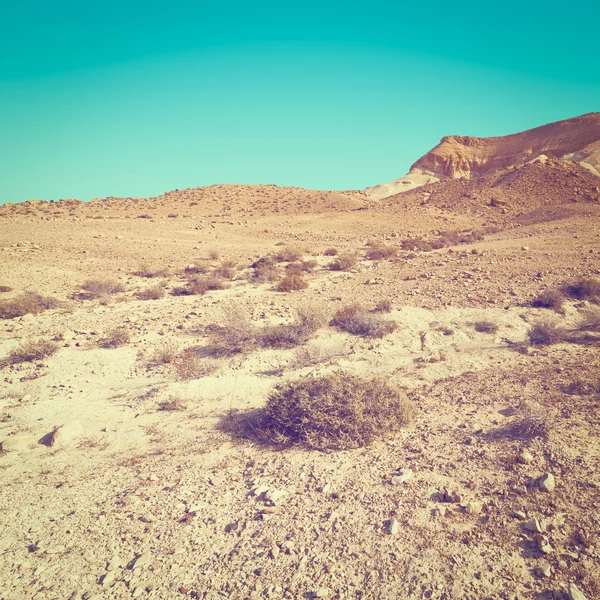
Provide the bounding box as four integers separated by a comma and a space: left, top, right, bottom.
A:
1, 0, 599, 204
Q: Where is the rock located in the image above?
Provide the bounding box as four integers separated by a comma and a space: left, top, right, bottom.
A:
20, 394, 32, 403
524, 518, 544, 533
48, 420, 84, 447
265, 489, 288, 503
538, 473, 556, 492
387, 518, 399, 535
511, 511, 527, 520
107, 556, 121, 571
439, 488, 461, 503
319, 483, 331, 493
534, 534, 553, 554
518, 449, 533, 464
535, 563, 552, 578
251, 485, 269, 497
101, 571, 116, 586
567, 583, 588, 600
391, 469, 413, 485
0, 433, 36, 453
132, 586, 144, 597
131, 551, 151, 570
465, 501, 483, 515
312, 588, 330, 598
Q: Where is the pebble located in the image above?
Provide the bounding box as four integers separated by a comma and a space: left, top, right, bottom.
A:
524, 518, 543, 533
535, 563, 552, 578
391, 469, 413, 485
387, 518, 399, 535
131, 551, 151, 570
518, 449, 533, 464
265, 489, 288, 503
567, 583, 588, 600
511, 511, 527, 520
538, 473, 556, 492
132, 586, 144, 597
102, 570, 116, 586
534, 534, 553, 554
464, 501, 483, 515
312, 588, 330, 598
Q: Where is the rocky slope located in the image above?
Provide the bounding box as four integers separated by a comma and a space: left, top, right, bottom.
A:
367, 113, 600, 199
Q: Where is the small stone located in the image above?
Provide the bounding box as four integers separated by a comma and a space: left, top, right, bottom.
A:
535, 563, 552, 578
102, 571, 116, 586
320, 483, 331, 493
538, 473, 556, 492
391, 469, 413, 485
524, 518, 544, 533
131, 551, 151, 570
265, 489, 288, 503
534, 534, 553, 554
567, 583, 588, 600
48, 420, 84, 447
132, 586, 144, 597
518, 449, 533, 464
107, 556, 121, 571
440, 488, 461, 503
465, 501, 483, 515
387, 518, 399, 535
252, 485, 269, 497
312, 588, 330, 598
511, 511, 527, 520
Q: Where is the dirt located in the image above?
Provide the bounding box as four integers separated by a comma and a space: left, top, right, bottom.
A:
1, 159, 599, 600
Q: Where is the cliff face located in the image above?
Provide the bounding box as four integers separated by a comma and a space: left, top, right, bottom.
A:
366, 113, 600, 199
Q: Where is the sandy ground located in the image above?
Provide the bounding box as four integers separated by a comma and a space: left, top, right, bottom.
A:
1, 185, 599, 600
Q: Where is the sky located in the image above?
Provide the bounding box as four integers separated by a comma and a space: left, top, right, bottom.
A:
1, 0, 599, 204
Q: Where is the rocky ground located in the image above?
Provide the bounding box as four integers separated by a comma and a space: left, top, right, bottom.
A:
0, 177, 599, 600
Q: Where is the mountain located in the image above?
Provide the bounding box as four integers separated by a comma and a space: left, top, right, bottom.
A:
366, 112, 600, 199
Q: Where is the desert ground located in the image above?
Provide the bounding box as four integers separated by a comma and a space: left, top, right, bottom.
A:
1, 157, 600, 600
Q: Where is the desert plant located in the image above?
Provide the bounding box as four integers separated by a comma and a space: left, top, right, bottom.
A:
562, 378, 600, 396
99, 328, 130, 348
527, 318, 568, 345
174, 352, 218, 379
252, 258, 280, 283
323, 248, 338, 256
173, 276, 230, 296
0, 292, 61, 319
565, 279, 600, 302
7, 340, 59, 364
0, 286, 12, 293
136, 284, 165, 300
184, 264, 208, 275
365, 245, 397, 260
401, 238, 432, 252
133, 263, 169, 278
158, 399, 188, 411
473, 321, 498, 334
577, 307, 600, 332
531, 289, 566, 312
208, 250, 220, 260
285, 260, 318, 275
373, 299, 393, 313
276, 274, 308, 292
290, 340, 349, 369
330, 252, 359, 271
331, 304, 397, 338
149, 341, 179, 365
81, 279, 125, 298
507, 400, 551, 439
213, 261, 237, 280
257, 372, 414, 450
274, 245, 304, 263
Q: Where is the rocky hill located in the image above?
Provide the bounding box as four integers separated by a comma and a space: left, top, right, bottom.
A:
367, 112, 600, 199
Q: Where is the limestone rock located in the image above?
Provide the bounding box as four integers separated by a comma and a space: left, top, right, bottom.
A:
0, 433, 36, 453
538, 473, 556, 492
48, 420, 84, 447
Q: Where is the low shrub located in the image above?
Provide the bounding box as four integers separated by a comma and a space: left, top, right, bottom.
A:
401, 238, 432, 252
158, 399, 187, 411
0, 286, 12, 293
0, 292, 61, 319
213, 261, 237, 280
527, 318, 568, 345
331, 304, 397, 338
172, 276, 230, 296
274, 245, 304, 263
330, 252, 359, 271
174, 352, 218, 380
257, 372, 414, 450
133, 263, 169, 278
373, 299, 393, 313
532, 289, 566, 312
565, 279, 600, 302
577, 307, 600, 332
473, 321, 498, 334
365, 245, 397, 260
323, 248, 338, 256
506, 400, 551, 439
286, 260, 318, 275
81, 279, 125, 298
149, 341, 179, 365
136, 284, 165, 300
276, 274, 308, 292
7, 340, 59, 364
99, 328, 130, 348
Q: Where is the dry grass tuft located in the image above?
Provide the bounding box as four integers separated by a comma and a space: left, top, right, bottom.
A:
285, 260, 318, 275
577, 307, 600, 332
0, 292, 61, 319
531, 289, 566, 312
0, 286, 12, 293
158, 398, 188, 411
565, 279, 600, 303
81, 279, 125, 298
331, 304, 397, 338
251, 258, 280, 283
149, 341, 179, 366
473, 321, 499, 334
7, 340, 59, 364
174, 352, 218, 380
323, 248, 338, 256
136, 284, 165, 300
290, 340, 349, 369
274, 245, 305, 263
506, 400, 551, 440
254, 372, 414, 450
99, 328, 130, 348
373, 299, 393, 313
133, 263, 169, 278
172, 276, 230, 296
330, 252, 359, 271
365, 245, 397, 260
276, 274, 308, 292
527, 318, 568, 345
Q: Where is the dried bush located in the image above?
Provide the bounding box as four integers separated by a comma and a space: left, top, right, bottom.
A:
7, 340, 59, 364
149, 341, 179, 365
276, 274, 308, 292
331, 304, 397, 338
506, 400, 551, 440
274, 245, 304, 263
133, 263, 169, 278
0, 286, 12, 293
285, 260, 318, 275
565, 278, 600, 302
323, 248, 338, 256
365, 245, 397, 260
158, 399, 187, 411
252, 259, 280, 283
0, 292, 61, 319
208, 250, 220, 260
290, 340, 349, 369
473, 321, 498, 334
330, 252, 359, 271
81, 279, 125, 298
99, 328, 130, 348
401, 238, 432, 252
136, 284, 165, 300
257, 372, 414, 450
562, 378, 600, 396
577, 307, 600, 332
527, 318, 568, 345
373, 299, 393, 313
184, 264, 208, 275
174, 352, 218, 380
213, 261, 237, 280
531, 289, 566, 312
172, 276, 230, 296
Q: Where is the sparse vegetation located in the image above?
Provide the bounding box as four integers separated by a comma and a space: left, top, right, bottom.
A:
532, 288, 566, 312
149, 341, 179, 366
133, 263, 169, 278
331, 304, 397, 338
285, 260, 318, 275
136, 284, 165, 300
251, 258, 280, 283
6, 340, 59, 364
0, 292, 61, 319
473, 321, 498, 334
276, 273, 308, 292
174, 352, 218, 380
253, 372, 414, 450
81, 279, 125, 298
172, 276, 230, 296
507, 399, 551, 439
578, 307, 600, 332
0, 285, 12, 293
274, 245, 304, 263
565, 278, 600, 303
330, 252, 359, 271
527, 318, 568, 345
158, 398, 188, 411
212, 261, 237, 280
290, 340, 349, 369
99, 328, 130, 348
365, 244, 397, 260
323, 247, 338, 256
373, 299, 393, 313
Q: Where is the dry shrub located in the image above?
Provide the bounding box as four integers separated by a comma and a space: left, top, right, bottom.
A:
507, 400, 551, 439
208, 250, 220, 260
133, 263, 169, 278
473, 321, 498, 334
527, 318, 568, 345
207, 303, 254, 356
136, 284, 165, 300
149, 341, 179, 365
365, 245, 397, 260
532, 289, 566, 312
401, 238, 432, 252
373, 299, 393, 313
256, 372, 414, 450
290, 340, 349, 369
276, 274, 308, 292
331, 304, 397, 338
0, 292, 61, 319
565, 279, 600, 302
99, 328, 130, 348
213, 261, 237, 280
172, 276, 230, 296
184, 264, 208, 275
323, 248, 338, 256
285, 260, 318, 275
274, 245, 304, 263
562, 378, 600, 396
330, 252, 359, 271
252, 258, 280, 283
174, 352, 218, 380
578, 307, 600, 332
158, 399, 187, 411
81, 279, 125, 298
7, 340, 58, 364
0, 286, 12, 293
